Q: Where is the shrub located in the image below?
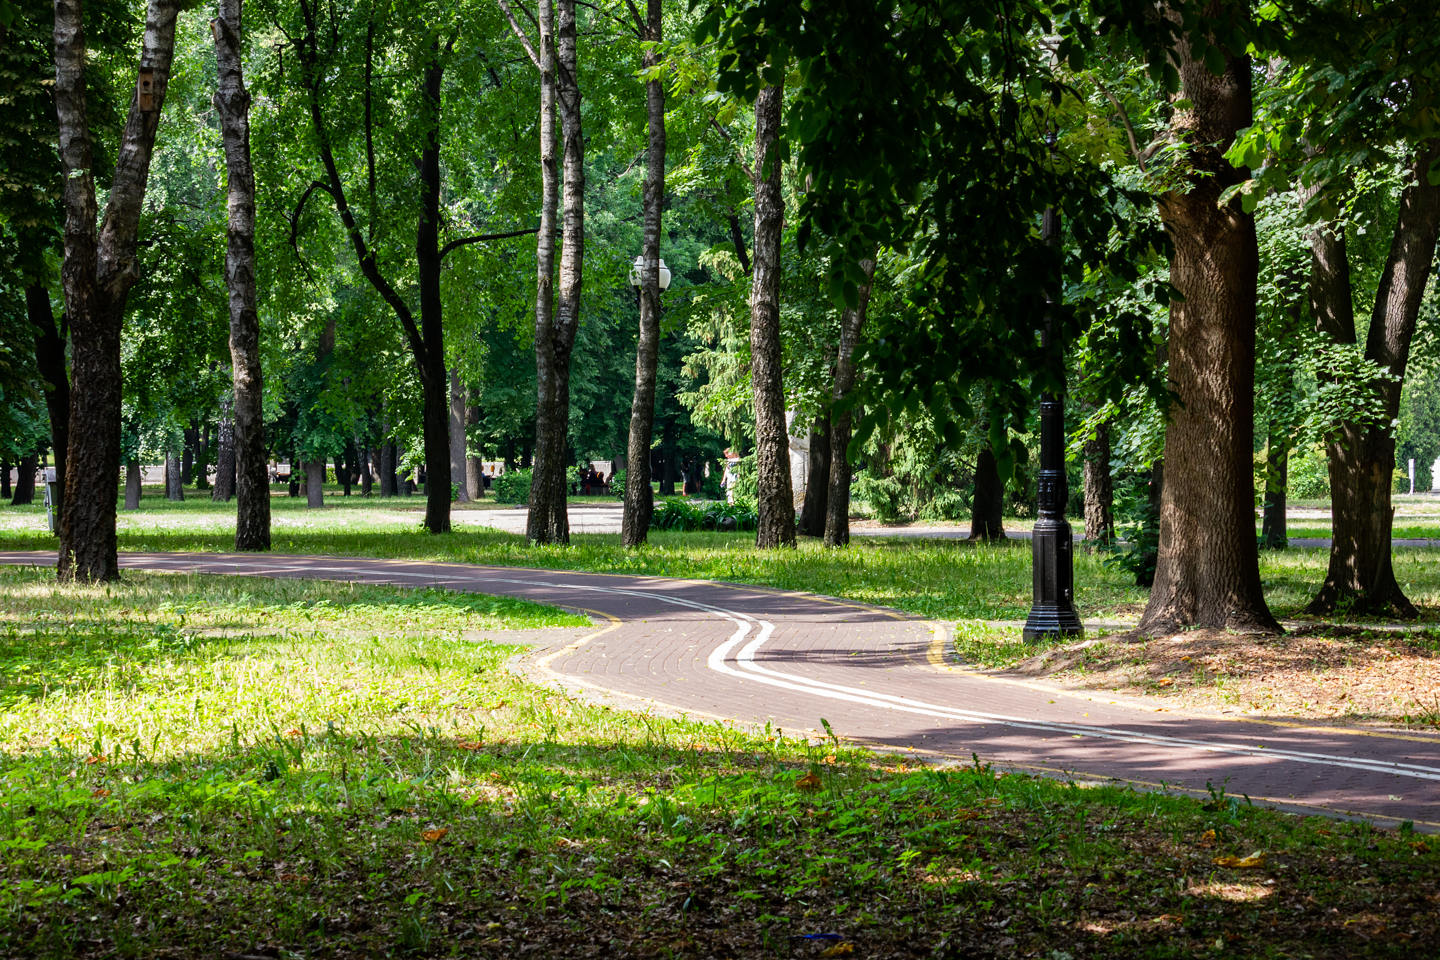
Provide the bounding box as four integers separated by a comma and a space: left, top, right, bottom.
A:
852, 472, 907, 523
650, 497, 757, 532
726, 455, 758, 509
919, 488, 969, 521
494, 468, 532, 504
1288, 444, 1330, 500
610, 469, 626, 499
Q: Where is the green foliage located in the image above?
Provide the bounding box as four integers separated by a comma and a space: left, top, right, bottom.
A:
1288, 445, 1331, 501
852, 472, 907, 524
652, 497, 757, 532
493, 469, 532, 505
918, 488, 968, 522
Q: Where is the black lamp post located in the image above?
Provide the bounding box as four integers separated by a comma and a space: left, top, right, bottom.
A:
1023, 169, 1084, 641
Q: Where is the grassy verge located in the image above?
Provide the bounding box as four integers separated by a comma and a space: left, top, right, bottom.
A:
0, 565, 1435, 958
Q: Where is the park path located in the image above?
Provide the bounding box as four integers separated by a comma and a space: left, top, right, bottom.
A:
4, 549, 1439, 830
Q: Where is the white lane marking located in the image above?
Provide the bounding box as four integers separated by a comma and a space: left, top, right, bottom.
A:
731, 620, 1440, 782
109, 556, 1440, 784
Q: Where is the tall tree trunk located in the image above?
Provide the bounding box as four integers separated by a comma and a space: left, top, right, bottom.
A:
11, 452, 37, 506
797, 414, 830, 537
214, 0, 270, 548
165, 449, 184, 501
212, 395, 235, 501
54, 0, 182, 581
25, 282, 68, 519
750, 81, 794, 549
824, 258, 875, 547
969, 444, 1005, 541
466, 392, 483, 498
124, 459, 141, 509
620, 0, 666, 547
380, 440, 397, 497
1, 460, 10, 500
527, 0, 584, 544
1082, 419, 1115, 546
1307, 143, 1440, 616
1139, 10, 1278, 635
195, 421, 212, 490
305, 460, 325, 508
359, 441, 373, 496
181, 424, 197, 485
1260, 421, 1288, 549
450, 368, 470, 503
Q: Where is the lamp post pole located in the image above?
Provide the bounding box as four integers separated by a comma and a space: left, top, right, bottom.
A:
1023, 167, 1084, 641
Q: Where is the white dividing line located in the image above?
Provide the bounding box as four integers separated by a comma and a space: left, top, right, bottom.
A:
111, 557, 1440, 785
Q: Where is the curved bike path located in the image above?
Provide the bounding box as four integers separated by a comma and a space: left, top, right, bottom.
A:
5, 549, 1438, 830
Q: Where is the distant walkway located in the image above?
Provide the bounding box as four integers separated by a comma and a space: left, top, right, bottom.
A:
3, 549, 1437, 830
464, 505, 1440, 549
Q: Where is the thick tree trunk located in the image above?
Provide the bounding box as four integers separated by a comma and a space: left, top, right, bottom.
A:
380, 441, 397, 497
528, 0, 584, 544
1082, 419, 1115, 546
195, 421, 212, 490
124, 459, 141, 509
824, 258, 875, 547
450, 368, 470, 503
181, 424, 196, 486
1260, 424, 1288, 549
1307, 144, 1440, 616
797, 415, 830, 537
750, 81, 795, 549
1139, 13, 1278, 636
54, 0, 182, 581
212, 394, 236, 501
25, 283, 68, 519
466, 393, 483, 498
213, 0, 270, 549
969, 444, 1005, 541
1, 461, 10, 500
304, 460, 325, 508
620, 0, 666, 547
11, 453, 38, 506
165, 450, 184, 501
359, 443, 373, 496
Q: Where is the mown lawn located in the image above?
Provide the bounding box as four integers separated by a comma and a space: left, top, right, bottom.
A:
0, 565, 1436, 958
7, 491, 1440, 625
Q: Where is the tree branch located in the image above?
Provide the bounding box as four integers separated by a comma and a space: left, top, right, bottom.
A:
495, 0, 540, 69
710, 116, 758, 188
288, 178, 333, 280
1091, 74, 1147, 173
439, 226, 542, 261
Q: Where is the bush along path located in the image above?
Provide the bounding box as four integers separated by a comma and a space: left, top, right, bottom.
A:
5, 550, 1437, 832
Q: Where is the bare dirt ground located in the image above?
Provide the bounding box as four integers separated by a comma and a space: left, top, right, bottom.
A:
1004, 625, 1440, 730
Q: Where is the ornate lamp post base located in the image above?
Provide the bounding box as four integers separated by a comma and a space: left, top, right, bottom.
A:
1024, 514, 1084, 640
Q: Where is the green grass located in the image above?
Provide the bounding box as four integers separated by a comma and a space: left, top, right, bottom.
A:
0, 565, 1435, 957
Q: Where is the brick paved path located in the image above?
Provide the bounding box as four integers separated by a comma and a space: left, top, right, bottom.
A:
6, 550, 1438, 830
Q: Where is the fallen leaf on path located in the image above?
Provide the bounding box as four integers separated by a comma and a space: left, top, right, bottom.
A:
820, 944, 854, 958
421, 828, 449, 843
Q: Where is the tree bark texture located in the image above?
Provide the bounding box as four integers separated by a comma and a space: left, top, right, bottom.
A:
824, 258, 875, 547
797, 415, 830, 537
11, 453, 37, 506
1307, 143, 1440, 616
165, 450, 184, 501
181, 425, 196, 486
1260, 424, 1287, 550
1139, 13, 1279, 636
749, 82, 795, 549
449, 368, 470, 503
379, 440, 397, 497
527, 0, 584, 544
25, 282, 68, 519
54, 0, 182, 581
466, 392, 483, 498
213, 399, 235, 501
124, 459, 141, 509
1, 461, 10, 501
969, 444, 1005, 542
305, 460, 325, 508
620, 0, 666, 547
1082, 419, 1114, 546
213, 0, 269, 547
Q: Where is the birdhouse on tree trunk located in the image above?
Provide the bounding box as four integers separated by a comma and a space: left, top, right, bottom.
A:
137, 65, 157, 112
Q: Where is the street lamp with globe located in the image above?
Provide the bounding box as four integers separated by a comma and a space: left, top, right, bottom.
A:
629, 255, 672, 297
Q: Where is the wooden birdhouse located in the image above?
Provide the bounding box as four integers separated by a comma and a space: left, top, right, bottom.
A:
137, 65, 156, 112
